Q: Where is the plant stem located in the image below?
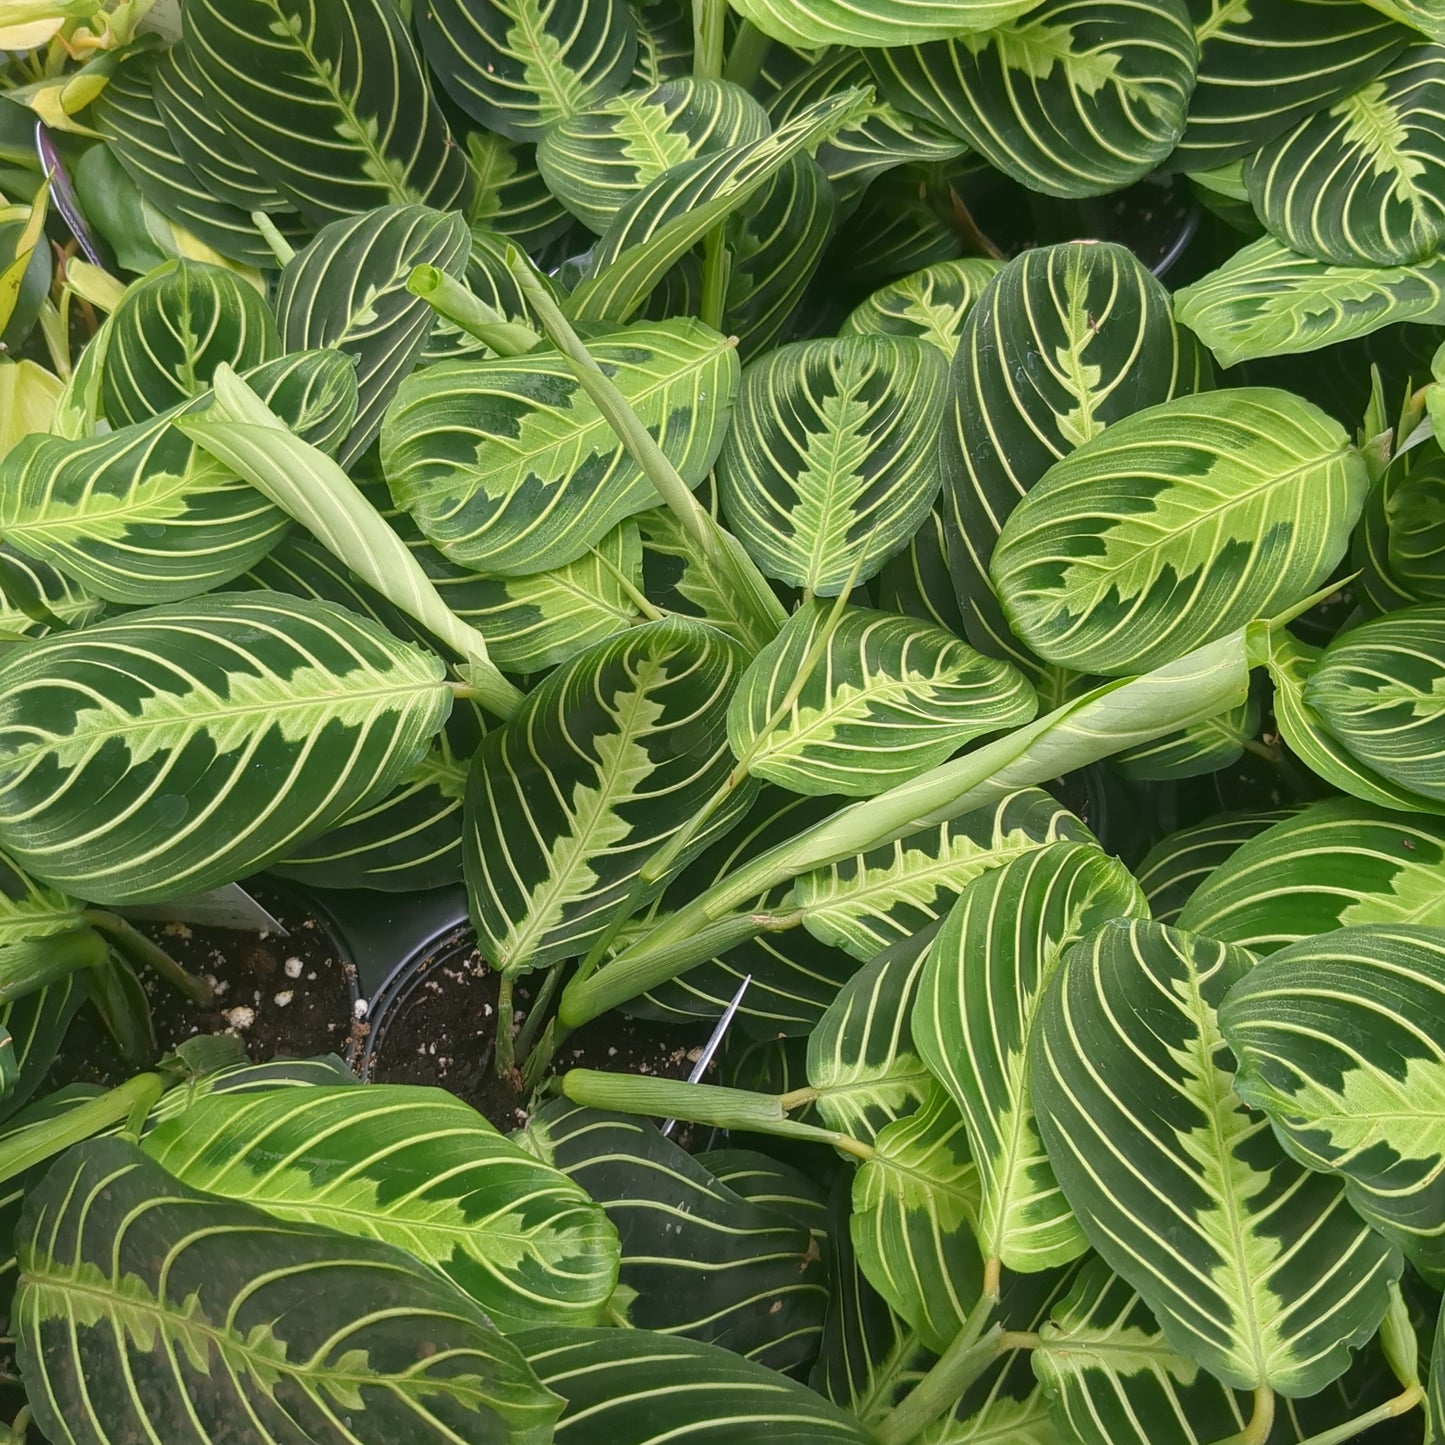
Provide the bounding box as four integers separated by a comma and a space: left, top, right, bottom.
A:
1279, 1384, 1423, 1445
873, 1292, 1002, 1445
407, 264, 540, 356
1220, 1385, 1276, 1445
692, 0, 727, 79
250, 210, 296, 267
84, 910, 212, 1006
512, 961, 565, 1060
723, 18, 771, 88
495, 972, 516, 1078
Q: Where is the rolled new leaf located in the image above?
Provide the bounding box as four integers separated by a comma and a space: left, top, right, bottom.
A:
0, 592, 452, 903
16, 1137, 561, 1445
991, 388, 1370, 674
1032, 918, 1400, 1396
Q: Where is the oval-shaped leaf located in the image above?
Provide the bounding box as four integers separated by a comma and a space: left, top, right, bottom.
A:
1032, 917, 1400, 1395
274, 204, 471, 466
0, 350, 356, 605
990, 387, 1370, 675
1246, 42, 1445, 266
381, 316, 738, 576
1387, 455, 1445, 598
0, 591, 451, 904
416, 0, 638, 141
465, 618, 748, 975
1134, 808, 1296, 925
717, 336, 947, 594
868, 0, 1199, 198
914, 841, 1147, 1278
876, 503, 968, 637
16, 1136, 561, 1445
1305, 604, 1445, 801
183, 0, 473, 224
731, 0, 1037, 48
842, 256, 1002, 357
102, 259, 280, 427
1177, 797, 1445, 949
728, 601, 1037, 797
143, 1083, 620, 1329
1219, 923, 1445, 1279
537, 77, 770, 233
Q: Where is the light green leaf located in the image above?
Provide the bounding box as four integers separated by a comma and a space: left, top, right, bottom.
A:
143, 1083, 620, 1329
466, 618, 749, 975
730, 0, 1038, 48
1033, 917, 1401, 1394
869, 0, 1199, 198
1112, 695, 1260, 781
0, 592, 451, 904
16, 1137, 561, 1445
462, 128, 577, 249
914, 841, 1147, 1279
729, 601, 1037, 797
843, 257, 1003, 357
381, 316, 738, 576
1173, 233, 1445, 367
991, 388, 1369, 675
416, 0, 638, 141
1361, 0, 1445, 42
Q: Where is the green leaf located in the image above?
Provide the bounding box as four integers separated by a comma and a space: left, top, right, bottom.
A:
914, 841, 1147, 1278
793, 787, 1096, 961
730, 0, 1038, 47
1112, 695, 1260, 781
990, 387, 1369, 675
1305, 603, 1445, 802
416, 0, 638, 141
381, 316, 739, 576
698, 1148, 830, 1239
1173, 233, 1445, 367
1134, 808, 1297, 925
1033, 1256, 1259, 1445
0, 591, 451, 904
274, 204, 471, 466
842, 257, 1003, 358
852, 1079, 983, 1353
1165, 0, 1411, 172
0, 349, 356, 605
518, 1101, 828, 1375
940, 241, 1205, 677
728, 601, 1037, 798
143, 1082, 620, 1329
1362, 0, 1445, 42
465, 617, 749, 975
0, 546, 102, 642
868, 0, 1199, 199
1178, 796, 1445, 949
1032, 917, 1401, 1394
462, 128, 577, 248
0, 974, 82, 1125
518, 1323, 875, 1442
0, 849, 101, 1000
183, 0, 473, 225
537, 77, 770, 234
1387, 453, 1445, 598
102, 259, 280, 427
567, 88, 872, 323
877, 504, 969, 638
1219, 923, 1445, 1280
1245, 42, 1445, 266
16, 1136, 561, 1445
716, 336, 949, 595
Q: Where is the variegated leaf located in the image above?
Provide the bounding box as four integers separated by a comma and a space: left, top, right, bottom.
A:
794, 787, 1095, 961
0, 592, 451, 904
101, 258, 279, 427
1178, 797, 1445, 949
416, 0, 638, 141
381, 317, 738, 576
1387, 454, 1445, 598
731, 0, 1038, 47
1173, 233, 1445, 366
143, 1083, 620, 1329
183, 0, 473, 225
1166, 0, 1410, 172
868, 0, 1199, 198
465, 618, 748, 975
537, 78, 770, 234
1033, 917, 1400, 1394
728, 601, 1036, 797
0, 350, 356, 604
1305, 603, 1445, 802
1220, 923, 1445, 1280
0, 974, 82, 1124
699, 1149, 830, 1240
1134, 809, 1296, 925
0, 850, 104, 1004
0, 547, 103, 641
716, 336, 947, 594
16, 1137, 561, 1445
1364, 0, 1445, 42
877, 504, 969, 638
914, 842, 1147, 1280
463, 128, 578, 249
274, 204, 471, 466
990, 388, 1369, 675
1112, 696, 1260, 781
851, 1079, 983, 1353
843, 257, 1003, 357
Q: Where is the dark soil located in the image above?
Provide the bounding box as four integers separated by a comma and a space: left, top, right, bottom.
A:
46, 882, 358, 1090
363, 929, 715, 1133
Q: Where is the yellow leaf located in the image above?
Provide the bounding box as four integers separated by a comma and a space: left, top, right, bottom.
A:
0, 358, 64, 461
